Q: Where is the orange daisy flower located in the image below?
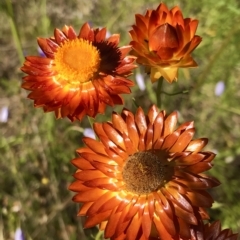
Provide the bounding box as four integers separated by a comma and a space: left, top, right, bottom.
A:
129, 3, 202, 83
69, 105, 220, 240
21, 23, 136, 121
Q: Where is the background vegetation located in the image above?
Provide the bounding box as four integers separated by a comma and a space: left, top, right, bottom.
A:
0, 0, 240, 239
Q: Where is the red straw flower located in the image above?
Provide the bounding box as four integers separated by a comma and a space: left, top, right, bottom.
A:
129, 3, 202, 83
21, 23, 136, 121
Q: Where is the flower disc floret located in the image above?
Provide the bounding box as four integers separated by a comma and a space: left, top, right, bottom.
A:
54, 39, 101, 85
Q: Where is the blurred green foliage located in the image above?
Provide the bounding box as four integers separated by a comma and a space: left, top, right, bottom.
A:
0, 0, 240, 239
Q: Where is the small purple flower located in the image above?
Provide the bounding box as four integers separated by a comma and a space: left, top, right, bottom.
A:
14, 228, 25, 240
135, 73, 146, 91
215, 81, 225, 96
83, 128, 96, 139
0, 106, 8, 123
38, 46, 46, 57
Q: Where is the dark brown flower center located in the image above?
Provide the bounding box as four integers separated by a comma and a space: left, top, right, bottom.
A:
122, 151, 170, 194
93, 41, 122, 74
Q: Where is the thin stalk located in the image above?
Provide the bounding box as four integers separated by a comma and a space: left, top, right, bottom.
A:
156, 77, 164, 108
87, 116, 95, 129
95, 230, 104, 240
160, 89, 189, 96
5, 0, 25, 64
132, 97, 140, 109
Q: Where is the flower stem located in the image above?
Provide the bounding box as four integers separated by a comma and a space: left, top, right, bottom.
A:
5, 0, 25, 64
132, 97, 139, 109
156, 77, 164, 108
87, 116, 98, 140
87, 116, 95, 129
160, 89, 189, 96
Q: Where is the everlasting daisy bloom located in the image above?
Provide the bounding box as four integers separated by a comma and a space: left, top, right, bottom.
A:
69, 105, 220, 240
21, 23, 136, 121
129, 3, 202, 83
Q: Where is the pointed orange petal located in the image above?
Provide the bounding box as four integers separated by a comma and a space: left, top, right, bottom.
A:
66, 26, 77, 39
82, 137, 106, 155
78, 22, 91, 39
74, 170, 106, 181
78, 202, 93, 215
37, 38, 55, 58
71, 157, 94, 170
107, 34, 120, 46
122, 133, 137, 155
178, 217, 191, 239
73, 188, 106, 202
185, 138, 208, 152
175, 153, 205, 166
155, 200, 176, 236
99, 195, 121, 213
84, 177, 113, 188
153, 215, 173, 240
54, 28, 67, 45
112, 113, 128, 135
173, 203, 197, 225
186, 191, 213, 208
69, 181, 92, 192
161, 131, 179, 150
147, 105, 159, 124
135, 107, 147, 135
126, 114, 139, 150
170, 128, 195, 152
105, 206, 121, 238
84, 209, 112, 228
153, 111, 164, 144
163, 187, 193, 213
87, 191, 116, 215
95, 27, 107, 42
126, 212, 142, 240
102, 122, 126, 150
142, 204, 152, 238
185, 162, 212, 174
145, 124, 153, 150
163, 111, 178, 137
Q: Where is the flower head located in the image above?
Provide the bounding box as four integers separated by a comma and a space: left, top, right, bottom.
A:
21, 23, 136, 121
69, 105, 219, 239
129, 3, 202, 83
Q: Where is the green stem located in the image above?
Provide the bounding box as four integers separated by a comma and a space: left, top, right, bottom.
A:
87, 116, 95, 129
156, 77, 164, 108
5, 0, 25, 64
160, 89, 189, 96
132, 97, 139, 109
95, 230, 103, 240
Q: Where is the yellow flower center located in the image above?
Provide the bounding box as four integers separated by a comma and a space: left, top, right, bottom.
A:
54, 39, 101, 85
122, 151, 170, 194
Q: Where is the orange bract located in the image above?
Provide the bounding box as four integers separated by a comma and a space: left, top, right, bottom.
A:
129, 3, 202, 83
203, 221, 239, 240
189, 220, 239, 240
69, 105, 220, 240
21, 23, 136, 121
